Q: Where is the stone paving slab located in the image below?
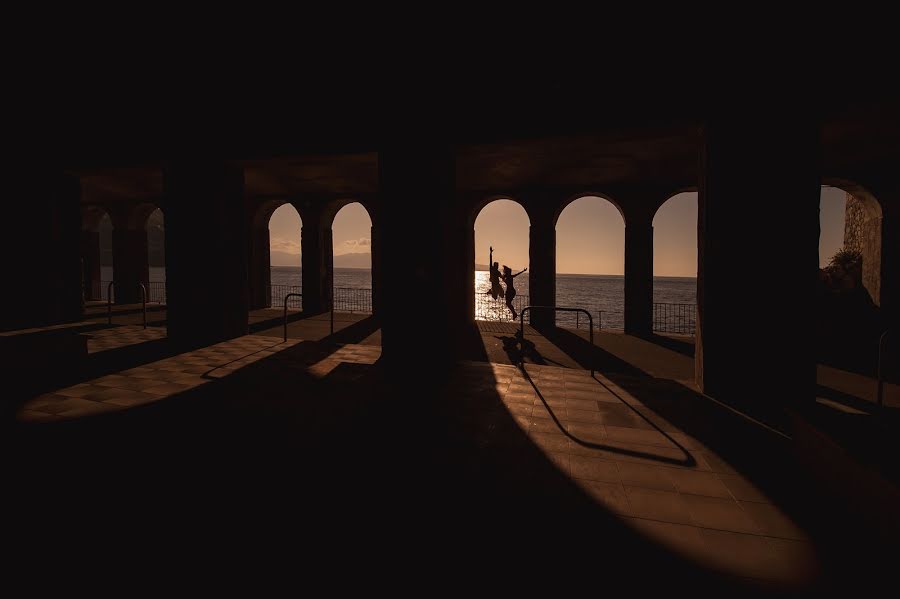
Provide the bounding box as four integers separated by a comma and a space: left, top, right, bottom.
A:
10, 335, 863, 589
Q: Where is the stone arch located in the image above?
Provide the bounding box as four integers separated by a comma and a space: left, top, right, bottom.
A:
472, 197, 532, 322
471, 195, 533, 229
553, 191, 624, 229
248, 198, 304, 310
80, 205, 114, 300
327, 201, 375, 314
650, 186, 699, 223
821, 178, 884, 306
127, 202, 165, 231
81, 204, 113, 231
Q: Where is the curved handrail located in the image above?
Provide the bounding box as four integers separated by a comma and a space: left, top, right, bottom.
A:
283, 293, 303, 341
106, 281, 147, 329
520, 306, 594, 376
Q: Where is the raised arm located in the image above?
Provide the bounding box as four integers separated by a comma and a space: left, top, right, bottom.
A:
489, 246, 493, 265
513, 267, 528, 278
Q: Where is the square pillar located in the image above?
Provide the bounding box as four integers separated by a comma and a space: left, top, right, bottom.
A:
696, 114, 820, 424
528, 215, 556, 330
624, 217, 654, 336
81, 230, 102, 301
378, 144, 465, 370
0, 173, 82, 331
163, 161, 248, 346
112, 227, 149, 304
300, 205, 328, 315
248, 226, 272, 310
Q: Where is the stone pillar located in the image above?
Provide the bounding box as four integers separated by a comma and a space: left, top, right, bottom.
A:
370, 222, 381, 315
248, 226, 271, 310
301, 205, 328, 314
163, 161, 248, 346
81, 230, 102, 301
696, 114, 820, 421
112, 225, 149, 304
528, 204, 556, 329
843, 192, 883, 306
624, 210, 653, 336
379, 144, 465, 370
0, 173, 82, 331
324, 228, 334, 311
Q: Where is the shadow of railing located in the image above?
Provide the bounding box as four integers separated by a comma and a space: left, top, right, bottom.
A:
517, 363, 695, 467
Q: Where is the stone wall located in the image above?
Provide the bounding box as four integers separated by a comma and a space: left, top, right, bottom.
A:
844, 192, 882, 306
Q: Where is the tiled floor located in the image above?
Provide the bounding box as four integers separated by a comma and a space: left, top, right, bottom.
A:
83, 324, 168, 354
13, 332, 886, 590
453, 361, 820, 587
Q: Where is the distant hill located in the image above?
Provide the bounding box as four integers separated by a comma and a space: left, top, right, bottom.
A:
334, 252, 371, 268
271, 252, 373, 268
475, 263, 489, 271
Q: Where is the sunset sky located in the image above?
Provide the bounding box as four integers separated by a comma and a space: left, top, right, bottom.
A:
265, 188, 848, 275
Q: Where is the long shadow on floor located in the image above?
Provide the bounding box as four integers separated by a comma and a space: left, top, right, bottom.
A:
525, 323, 896, 587
532, 324, 646, 376
494, 334, 565, 367
322, 315, 381, 345
643, 332, 695, 358
5, 340, 759, 592
247, 309, 315, 334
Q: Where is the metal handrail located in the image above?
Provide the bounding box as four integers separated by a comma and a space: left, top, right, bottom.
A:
575, 309, 606, 331
107, 281, 147, 329
520, 305, 594, 376
877, 330, 890, 408
283, 293, 303, 341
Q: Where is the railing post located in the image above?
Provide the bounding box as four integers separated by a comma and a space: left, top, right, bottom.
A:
139, 283, 146, 329
107, 281, 114, 324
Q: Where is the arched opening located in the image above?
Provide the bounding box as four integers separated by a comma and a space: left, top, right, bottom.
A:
268, 203, 303, 308
331, 202, 373, 313
555, 195, 624, 329
80, 206, 114, 302
474, 199, 530, 322
652, 192, 698, 336
817, 183, 884, 375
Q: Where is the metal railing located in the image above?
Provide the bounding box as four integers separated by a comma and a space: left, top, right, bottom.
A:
333, 287, 372, 313
270, 286, 373, 313
148, 281, 166, 304
107, 281, 147, 329
271, 285, 302, 308
521, 306, 594, 376
283, 293, 303, 341
475, 293, 531, 323
653, 302, 696, 335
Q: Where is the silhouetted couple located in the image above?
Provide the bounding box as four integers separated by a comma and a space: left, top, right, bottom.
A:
485, 246, 527, 320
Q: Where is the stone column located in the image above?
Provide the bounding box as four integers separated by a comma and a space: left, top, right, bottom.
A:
112, 225, 149, 304
324, 228, 334, 311
301, 204, 328, 314
696, 113, 820, 421
528, 203, 556, 329
81, 230, 102, 301
248, 225, 271, 310
624, 209, 653, 336
0, 173, 82, 331
163, 161, 249, 346
370, 221, 381, 315
379, 144, 465, 371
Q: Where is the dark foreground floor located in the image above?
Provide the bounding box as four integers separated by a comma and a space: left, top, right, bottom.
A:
5, 331, 898, 594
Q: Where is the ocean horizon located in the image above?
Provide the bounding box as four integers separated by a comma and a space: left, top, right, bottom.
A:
103, 266, 696, 329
